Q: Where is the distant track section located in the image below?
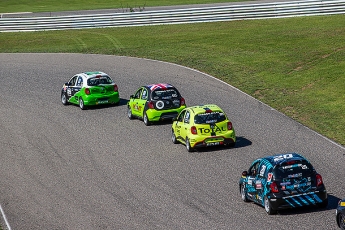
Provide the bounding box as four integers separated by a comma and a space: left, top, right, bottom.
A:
1, 0, 345, 32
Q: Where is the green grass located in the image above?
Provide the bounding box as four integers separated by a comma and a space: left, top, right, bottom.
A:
0, 4, 344, 146
0, 0, 247, 13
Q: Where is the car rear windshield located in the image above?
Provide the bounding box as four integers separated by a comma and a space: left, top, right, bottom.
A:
152, 89, 179, 100
87, 76, 113, 86
273, 160, 314, 179
194, 111, 227, 124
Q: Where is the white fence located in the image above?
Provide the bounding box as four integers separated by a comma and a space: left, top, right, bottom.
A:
1, 0, 345, 32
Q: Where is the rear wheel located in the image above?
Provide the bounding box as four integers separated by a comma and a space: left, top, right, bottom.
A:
240, 185, 249, 202
79, 97, 86, 110
338, 212, 345, 230
143, 112, 150, 126
186, 137, 194, 152
172, 130, 178, 144
264, 196, 277, 215
61, 93, 68, 105
127, 106, 133, 120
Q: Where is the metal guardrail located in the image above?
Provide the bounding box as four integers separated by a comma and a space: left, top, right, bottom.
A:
1, 0, 345, 32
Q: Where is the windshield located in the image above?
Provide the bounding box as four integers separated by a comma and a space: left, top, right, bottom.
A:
194, 111, 227, 124
273, 160, 314, 180
87, 76, 113, 86
151, 89, 179, 100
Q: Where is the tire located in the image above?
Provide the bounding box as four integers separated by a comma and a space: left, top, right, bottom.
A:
127, 106, 133, 120
61, 93, 68, 105
172, 130, 178, 144
186, 137, 194, 152
240, 185, 249, 202
338, 212, 345, 230
79, 97, 86, 110
264, 196, 277, 215
143, 112, 150, 126
318, 198, 328, 209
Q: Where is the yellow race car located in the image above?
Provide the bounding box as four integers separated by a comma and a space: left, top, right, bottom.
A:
171, 104, 236, 152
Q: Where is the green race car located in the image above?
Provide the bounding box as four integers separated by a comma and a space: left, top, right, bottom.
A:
171, 104, 236, 152
61, 71, 120, 110
127, 83, 186, 125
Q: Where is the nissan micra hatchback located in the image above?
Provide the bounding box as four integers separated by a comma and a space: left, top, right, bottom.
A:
127, 83, 186, 126
171, 104, 236, 152
61, 71, 120, 110
239, 153, 328, 214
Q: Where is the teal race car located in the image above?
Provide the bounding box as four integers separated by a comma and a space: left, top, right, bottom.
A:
61, 71, 120, 110
127, 83, 186, 125
239, 153, 328, 215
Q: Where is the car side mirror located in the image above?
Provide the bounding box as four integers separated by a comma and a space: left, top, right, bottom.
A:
130, 95, 134, 99
172, 117, 177, 121
65, 82, 70, 86
242, 171, 248, 177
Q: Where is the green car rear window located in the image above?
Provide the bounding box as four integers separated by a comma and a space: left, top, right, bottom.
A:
88, 76, 113, 86
194, 111, 226, 124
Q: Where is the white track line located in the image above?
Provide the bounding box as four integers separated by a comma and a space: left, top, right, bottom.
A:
0, 204, 12, 230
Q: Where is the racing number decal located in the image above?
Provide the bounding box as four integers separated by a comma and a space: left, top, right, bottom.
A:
259, 165, 266, 177
133, 104, 142, 112
267, 173, 273, 182
175, 124, 181, 136
273, 154, 293, 162
67, 88, 72, 96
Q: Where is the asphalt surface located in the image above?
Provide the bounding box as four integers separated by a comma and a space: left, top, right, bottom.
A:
0, 53, 344, 229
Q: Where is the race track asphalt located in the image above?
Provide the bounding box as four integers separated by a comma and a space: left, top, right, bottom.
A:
0, 53, 344, 229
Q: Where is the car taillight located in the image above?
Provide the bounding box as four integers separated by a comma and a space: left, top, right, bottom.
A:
270, 181, 279, 193
191, 126, 197, 135
227, 121, 233, 130
180, 97, 185, 106
85, 88, 90, 95
316, 174, 323, 187
114, 84, 118, 92
148, 101, 155, 109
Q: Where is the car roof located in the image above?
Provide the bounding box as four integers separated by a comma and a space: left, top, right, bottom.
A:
188, 104, 224, 114
79, 71, 108, 79
145, 83, 175, 91
260, 152, 308, 167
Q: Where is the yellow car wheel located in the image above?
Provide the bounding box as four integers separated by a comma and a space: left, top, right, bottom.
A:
186, 137, 194, 152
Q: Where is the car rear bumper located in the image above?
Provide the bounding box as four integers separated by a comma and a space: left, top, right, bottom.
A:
192, 135, 236, 148
146, 106, 186, 121
83, 92, 120, 105
268, 190, 328, 210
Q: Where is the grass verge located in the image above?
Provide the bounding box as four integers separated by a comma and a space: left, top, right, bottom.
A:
0, 0, 247, 13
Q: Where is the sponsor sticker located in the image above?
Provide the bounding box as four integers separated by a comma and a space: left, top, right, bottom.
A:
255, 181, 262, 189
248, 178, 253, 185
288, 173, 302, 178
